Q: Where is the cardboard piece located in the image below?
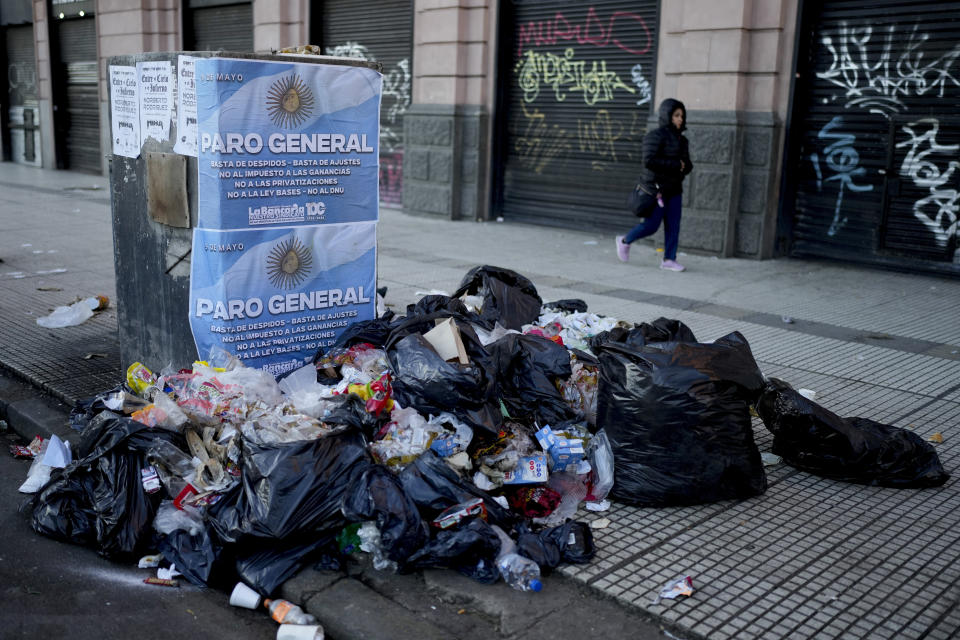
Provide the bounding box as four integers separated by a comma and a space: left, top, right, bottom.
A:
423, 318, 469, 364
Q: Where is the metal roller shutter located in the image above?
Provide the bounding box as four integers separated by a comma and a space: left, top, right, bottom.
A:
57, 17, 100, 174
187, 3, 253, 52
787, 0, 960, 274
494, 0, 659, 231
318, 0, 413, 206
6, 25, 37, 106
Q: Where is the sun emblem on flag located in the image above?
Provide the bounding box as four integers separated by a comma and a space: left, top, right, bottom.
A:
266, 237, 313, 289
266, 74, 314, 128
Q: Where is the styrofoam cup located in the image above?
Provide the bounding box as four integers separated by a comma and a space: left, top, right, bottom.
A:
276, 624, 323, 640
229, 581, 262, 609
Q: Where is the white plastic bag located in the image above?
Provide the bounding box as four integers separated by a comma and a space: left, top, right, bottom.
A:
36, 300, 94, 328
19, 435, 72, 494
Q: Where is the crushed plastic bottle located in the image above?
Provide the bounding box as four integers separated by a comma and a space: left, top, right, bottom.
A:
264, 598, 318, 625
492, 525, 543, 592
358, 522, 398, 571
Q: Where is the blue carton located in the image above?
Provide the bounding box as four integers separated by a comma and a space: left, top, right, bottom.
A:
534, 425, 556, 450
430, 434, 458, 457
503, 454, 549, 484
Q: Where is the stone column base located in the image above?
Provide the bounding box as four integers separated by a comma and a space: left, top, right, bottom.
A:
403, 104, 488, 220
680, 110, 781, 258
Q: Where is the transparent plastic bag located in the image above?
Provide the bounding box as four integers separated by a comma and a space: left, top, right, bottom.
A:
154, 500, 205, 536
586, 429, 614, 502
36, 299, 94, 328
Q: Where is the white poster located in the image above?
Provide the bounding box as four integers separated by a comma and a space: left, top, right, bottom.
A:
109, 65, 140, 158
137, 60, 173, 145
173, 55, 198, 157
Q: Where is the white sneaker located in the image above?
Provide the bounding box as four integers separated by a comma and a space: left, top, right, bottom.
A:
660, 259, 685, 272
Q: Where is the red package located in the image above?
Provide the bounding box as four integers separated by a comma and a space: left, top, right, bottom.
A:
10, 444, 34, 459
507, 485, 563, 519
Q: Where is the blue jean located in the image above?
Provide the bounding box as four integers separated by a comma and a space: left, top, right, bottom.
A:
624, 194, 682, 260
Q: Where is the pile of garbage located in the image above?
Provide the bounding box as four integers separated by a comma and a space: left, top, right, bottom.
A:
20, 265, 949, 614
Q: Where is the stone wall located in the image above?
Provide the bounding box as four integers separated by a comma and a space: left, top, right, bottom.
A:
403, 104, 487, 220
401, 0, 493, 220
680, 110, 780, 257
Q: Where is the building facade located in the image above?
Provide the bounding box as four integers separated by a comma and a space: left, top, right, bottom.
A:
2, 0, 958, 275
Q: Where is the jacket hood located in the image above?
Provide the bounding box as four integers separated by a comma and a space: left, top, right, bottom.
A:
658, 98, 686, 131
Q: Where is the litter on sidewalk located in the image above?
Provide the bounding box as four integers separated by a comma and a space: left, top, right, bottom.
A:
14, 264, 949, 626
35, 294, 110, 328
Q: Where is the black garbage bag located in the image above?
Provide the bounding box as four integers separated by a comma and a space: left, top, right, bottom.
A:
757, 378, 949, 488
515, 523, 561, 570
388, 332, 501, 435
404, 518, 502, 583
399, 450, 517, 528
158, 525, 222, 587
596, 331, 767, 506
543, 299, 588, 314
208, 430, 371, 544
452, 265, 543, 330
590, 317, 698, 351
516, 520, 595, 569
313, 316, 398, 358
342, 465, 429, 564
31, 414, 185, 559
321, 393, 385, 440
487, 333, 576, 425
69, 384, 127, 432
406, 294, 474, 318
234, 536, 334, 597
540, 520, 595, 564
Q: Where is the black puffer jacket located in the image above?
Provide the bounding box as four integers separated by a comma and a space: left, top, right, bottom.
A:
640, 99, 693, 198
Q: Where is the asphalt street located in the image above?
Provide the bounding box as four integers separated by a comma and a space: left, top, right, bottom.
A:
0, 426, 280, 640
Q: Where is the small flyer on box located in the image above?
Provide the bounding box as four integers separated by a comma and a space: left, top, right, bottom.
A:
173, 55, 198, 156
137, 60, 173, 145
109, 65, 140, 158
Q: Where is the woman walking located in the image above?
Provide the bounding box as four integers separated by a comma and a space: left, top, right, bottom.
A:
616, 98, 693, 271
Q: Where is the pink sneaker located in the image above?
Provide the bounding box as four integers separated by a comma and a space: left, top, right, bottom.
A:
660, 259, 686, 272
615, 236, 630, 262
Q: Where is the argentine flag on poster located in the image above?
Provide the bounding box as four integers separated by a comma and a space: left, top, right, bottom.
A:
189, 222, 377, 377
196, 57, 382, 229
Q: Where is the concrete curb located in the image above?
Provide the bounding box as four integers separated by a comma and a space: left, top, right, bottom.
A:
0, 368, 75, 443
281, 554, 672, 640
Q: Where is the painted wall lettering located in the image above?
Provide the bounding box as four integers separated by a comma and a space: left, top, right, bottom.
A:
817, 23, 960, 118
896, 119, 960, 254
515, 48, 636, 106
324, 42, 411, 153
516, 7, 652, 57
630, 63, 652, 106
809, 116, 873, 236
324, 41, 410, 203
577, 110, 621, 170
514, 102, 571, 174
7, 61, 38, 104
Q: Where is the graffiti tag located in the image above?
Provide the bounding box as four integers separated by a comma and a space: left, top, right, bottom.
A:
817, 23, 960, 118
324, 41, 411, 153
897, 118, 959, 254
809, 116, 874, 236
514, 102, 571, 174
630, 64, 652, 106
577, 110, 621, 170
515, 48, 636, 106
516, 7, 652, 57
